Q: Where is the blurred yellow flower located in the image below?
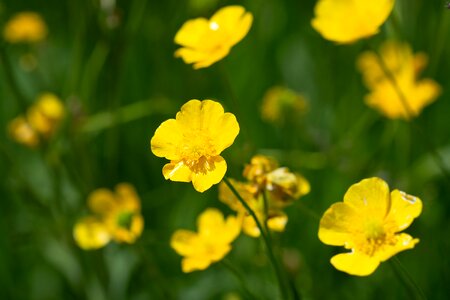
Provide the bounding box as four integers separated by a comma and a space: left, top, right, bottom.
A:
74, 183, 144, 250
357, 41, 441, 119
319, 177, 422, 276
3, 12, 48, 43
151, 99, 239, 192
311, 0, 394, 44
260, 86, 308, 125
219, 155, 310, 237
8, 93, 65, 147
174, 5, 253, 69
171, 208, 241, 272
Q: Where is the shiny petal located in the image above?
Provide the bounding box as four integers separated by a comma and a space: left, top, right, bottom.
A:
331, 252, 380, 276
151, 119, 184, 160
174, 18, 209, 48
181, 256, 213, 273
376, 233, 419, 262
162, 161, 192, 182
387, 190, 422, 232
171, 229, 201, 256
73, 217, 111, 250
88, 188, 117, 216
318, 202, 360, 246
343, 177, 390, 219
115, 183, 140, 212
267, 212, 288, 232
191, 156, 227, 192
210, 5, 253, 46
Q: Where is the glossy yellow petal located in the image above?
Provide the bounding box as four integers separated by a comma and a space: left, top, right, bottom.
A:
242, 215, 261, 237
210, 5, 253, 46
191, 156, 227, 192
197, 208, 240, 243
174, 18, 210, 48
162, 161, 193, 182
73, 217, 111, 250
87, 188, 117, 216
330, 252, 380, 276
181, 256, 213, 273
176, 46, 231, 69
387, 190, 422, 232
171, 229, 202, 256
311, 0, 394, 44
267, 212, 288, 232
375, 233, 419, 262
319, 202, 360, 246
151, 119, 184, 160
343, 177, 390, 219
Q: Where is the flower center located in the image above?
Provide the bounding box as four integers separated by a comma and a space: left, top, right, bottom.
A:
116, 211, 134, 229
356, 220, 396, 256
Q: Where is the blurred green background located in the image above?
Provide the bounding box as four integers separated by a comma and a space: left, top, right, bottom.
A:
1, 0, 450, 299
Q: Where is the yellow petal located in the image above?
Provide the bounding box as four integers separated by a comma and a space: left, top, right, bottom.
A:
111, 214, 144, 244
198, 208, 240, 243
73, 217, 111, 250
191, 156, 227, 192
174, 18, 210, 48
8, 116, 39, 147
267, 212, 288, 232
181, 256, 213, 273
343, 177, 390, 219
171, 229, 201, 256
318, 202, 360, 246
162, 161, 193, 182
387, 190, 422, 232
175, 46, 231, 69
88, 188, 117, 216
311, 0, 394, 44
3, 12, 48, 43
330, 252, 380, 276
151, 119, 184, 160
375, 233, 419, 262
210, 5, 253, 46
114, 183, 141, 212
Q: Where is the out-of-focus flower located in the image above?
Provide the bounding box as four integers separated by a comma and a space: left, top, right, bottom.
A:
318, 177, 422, 276
74, 183, 144, 250
171, 208, 240, 272
8, 93, 65, 147
311, 0, 394, 44
357, 41, 441, 119
174, 5, 253, 69
3, 12, 48, 43
151, 99, 239, 192
260, 86, 308, 125
219, 155, 310, 237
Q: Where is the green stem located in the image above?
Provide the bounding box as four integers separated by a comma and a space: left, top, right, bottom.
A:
390, 257, 427, 300
221, 259, 258, 300
223, 177, 290, 300
371, 44, 450, 185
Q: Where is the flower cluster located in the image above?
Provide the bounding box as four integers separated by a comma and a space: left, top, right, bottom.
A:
8, 93, 65, 147
219, 155, 310, 237
74, 183, 144, 250
318, 177, 422, 276
3, 12, 47, 43
357, 41, 441, 119
151, 99, 239, 192
171, 208, 241, 272
174, 5, 253, 69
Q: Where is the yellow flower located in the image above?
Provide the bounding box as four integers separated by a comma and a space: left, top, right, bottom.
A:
74, 183, 144, 250
151, 99, 239, 192
3, 12, 48, 43
318, 177, 422, 276
243, 155, 278, 184
8, 93, 65, 147
260, 86, 308, 125
174, 5, 253, 69
357, 41, 441, 119
171, 208, 241, 272
8, 116, 40, 147
265, 168, 311, 208
311, 0, 394, 44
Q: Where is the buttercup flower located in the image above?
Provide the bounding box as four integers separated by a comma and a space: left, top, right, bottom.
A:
219, 155, 310, 237
260, 86, 308, 125
174, 5, 253, 69
171, 208, 241, 272
8, 93, 65, 147
357, 41, 441, 119
151, 99, 239, 192
318, 177, 422, 276
74, 183, 144, 250
3, 12, 48, 43
311, 0, 394, 44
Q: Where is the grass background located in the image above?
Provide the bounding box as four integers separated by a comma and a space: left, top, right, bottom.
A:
1, 0, 450, 299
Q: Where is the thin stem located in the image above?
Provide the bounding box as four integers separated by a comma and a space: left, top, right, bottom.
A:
221, 259, 258, 300
390, 257, 427, 300
261, 190, 271, 240
371, 44, 450, 184
223, 177, 290, 300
